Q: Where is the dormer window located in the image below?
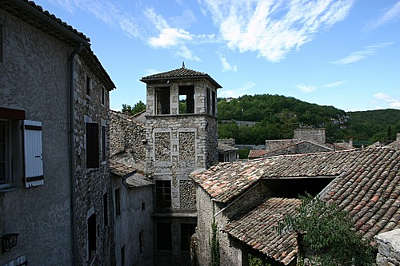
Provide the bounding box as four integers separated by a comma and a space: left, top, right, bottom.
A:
155, 87, 170, 115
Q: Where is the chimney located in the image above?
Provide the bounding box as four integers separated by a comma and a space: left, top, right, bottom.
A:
349, 138, 353, 148
397, 133, 400, 141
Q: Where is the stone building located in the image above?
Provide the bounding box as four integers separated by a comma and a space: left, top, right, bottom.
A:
191, 148, 400, 265
110, 160, 154, 266
218, 139, 239, 162
0, 1, 115, 265
140, 65, 221, 265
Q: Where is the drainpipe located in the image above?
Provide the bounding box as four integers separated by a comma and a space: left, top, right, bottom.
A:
68, 43, 84, 265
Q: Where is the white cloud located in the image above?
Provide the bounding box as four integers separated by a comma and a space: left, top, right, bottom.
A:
44, 0, 139, 39
297, 80, 345, 93
219, 81, 256, 98
373, 92, 400, 109
369, 1, 400, 29
332, 42, 394, 64
220, 55, 237, 72
297, 84, 317, 93
145, 8, 201, 61
199, 0, 354, 62
322, 80, 345, 88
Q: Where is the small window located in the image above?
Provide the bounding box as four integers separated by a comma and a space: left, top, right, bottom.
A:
181, 223, 196, 251
157, 223, 172, 250
0, 120, 10, 185
206, 88, 211, 114
115, 188, 121, 216
101, 87, 105, 105
141, 202, 145, 211
86, 76, 91, 96
101, 126, 106, 162
0, 25, 3, 63
178, 86, 194, 114
86, 122, 99, 168
121, 245, 125, 266
212, 90, 216, 116
155, 88, 170, 114
139, 230, 144, 254
88, 213, 96, 260
103, 193, 108, 227
156, 180, 171, 209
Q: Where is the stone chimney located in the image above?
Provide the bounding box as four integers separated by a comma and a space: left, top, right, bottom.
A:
349, 138, 353, 148
397, 133, 400, 141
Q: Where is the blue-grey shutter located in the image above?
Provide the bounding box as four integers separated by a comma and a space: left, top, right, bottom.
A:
24, 120, 44, 188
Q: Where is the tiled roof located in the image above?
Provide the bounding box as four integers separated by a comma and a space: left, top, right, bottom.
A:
191, 148, 392, 203
320, 149, 400, 242
1, 0, 89, 43
224, 198, 301, 265
109, 160, 136, 177
248, 149, 267, 159
385, 140, 400, 150
140, 66, 222, 88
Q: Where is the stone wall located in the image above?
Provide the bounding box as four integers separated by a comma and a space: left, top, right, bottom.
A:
110, 110, 146, 162
265, 139, 298, 152
375, 229, 400, 266
294, 128, 326, 144
71, 54, 114, 265
264, 141, 331, 157
0, 9, 74, 265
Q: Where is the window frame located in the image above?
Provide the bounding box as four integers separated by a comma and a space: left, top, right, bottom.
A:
155, 87, 170, 115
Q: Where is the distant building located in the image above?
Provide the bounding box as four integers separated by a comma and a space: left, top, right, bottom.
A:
0, 1, 115, 265
218, 139, 239, 162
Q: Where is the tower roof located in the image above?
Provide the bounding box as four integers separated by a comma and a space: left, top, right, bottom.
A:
140, 65, 222, 89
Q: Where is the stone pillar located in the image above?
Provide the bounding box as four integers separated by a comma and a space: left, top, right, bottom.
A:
375, 229, 400, 265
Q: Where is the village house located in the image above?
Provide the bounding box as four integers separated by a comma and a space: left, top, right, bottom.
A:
218, 139, 239, 162
0, 1, 115, 265
190, 148, 400, 265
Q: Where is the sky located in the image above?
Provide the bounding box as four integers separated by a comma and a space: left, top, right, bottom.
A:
35, 0, 400, 112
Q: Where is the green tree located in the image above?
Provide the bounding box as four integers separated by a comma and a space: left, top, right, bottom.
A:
121, 100, 146, 116
276, 194, 376, 266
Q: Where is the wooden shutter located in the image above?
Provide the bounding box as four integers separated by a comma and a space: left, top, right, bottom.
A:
86, 123, 99, 168
24, 120, 44, 188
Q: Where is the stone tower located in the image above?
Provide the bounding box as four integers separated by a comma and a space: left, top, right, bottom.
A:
140, 64, 221, 265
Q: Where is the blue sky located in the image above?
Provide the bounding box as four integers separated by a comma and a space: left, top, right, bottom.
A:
36, 0, 400, 112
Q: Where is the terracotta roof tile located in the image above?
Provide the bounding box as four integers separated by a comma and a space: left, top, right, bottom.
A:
140, 66, 222, 88
224, 198, 301, 265
248, 150, 267, 159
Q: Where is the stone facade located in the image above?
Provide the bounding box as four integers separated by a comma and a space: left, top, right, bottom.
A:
0, 4, 114, 266
111, 173, 154, 266
142, 69, 219, 266
376, 229, 400, 266
110, 110, 146, 161
293, 128, 326, 144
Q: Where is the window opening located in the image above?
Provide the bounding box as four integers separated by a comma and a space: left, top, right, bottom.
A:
156, 180, 171, 209
0, 120, 10, 184
86, 122, 99, 168
157, 223, 172, 250
178, 86, 194, 114
86, 76, 91, 96
115, 188, 121, 216
212, 90, 216, 116
181, 223, 196, 251
155, 87, 170, 114
88, 213, 96, 260
206, 88, 211, 114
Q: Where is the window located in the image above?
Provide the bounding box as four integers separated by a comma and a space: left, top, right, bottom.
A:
88, 213, 96, 260
212, 90, 216, 116
0, 25, 3, 63
23, 120, 44, 188
157, 223, 172, 250
115, 188, 121, 216
0, 120, 10, 185
178, 86, 194, 114
101, 87, 105, 105
121, 245, 125, 266
181, 223, 196, 251
139, 230, 144, 254
206, 88, 210, 114
156, 180, 171, 209
86, 76, 91, 96
141, 202, 145, 211
101, 126, 106, 162
103, 193, 108, 227
86, 122, 99, 168
155, 88, 170, 114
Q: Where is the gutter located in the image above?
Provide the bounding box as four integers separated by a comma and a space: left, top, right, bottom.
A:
68, 43, 85, 265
